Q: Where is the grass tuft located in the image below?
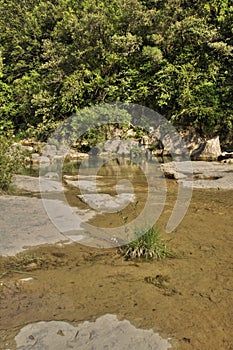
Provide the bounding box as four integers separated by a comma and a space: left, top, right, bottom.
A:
119, 226, 175, 261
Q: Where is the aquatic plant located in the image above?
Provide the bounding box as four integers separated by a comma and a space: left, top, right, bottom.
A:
119, 226, 174, 261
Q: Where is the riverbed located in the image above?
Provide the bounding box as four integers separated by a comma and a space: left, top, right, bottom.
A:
0, 159, 232, 349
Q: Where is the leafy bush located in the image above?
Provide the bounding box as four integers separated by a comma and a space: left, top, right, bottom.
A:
0, 135, 23, 191
0, 119, 15, 137
25, 116, 61, 142
119, 226, 174, 261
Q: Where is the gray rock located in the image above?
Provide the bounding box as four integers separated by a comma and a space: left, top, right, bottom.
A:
42, 144, 57, 158
31, 153, 40, 161
13, 175, 64, 193
44, 172, 59, 179
173, 129, 203, 155
65, 180, 97, 192
103, 138, 138, 155
20, 145, 34, 152
191, 136, 222, 160
78, 192, 134, 212
0, 195, 96, 256
53, 155, 65, 162
161, 161, 233, 189
14, 315, 171, 350
161, 163, 188, 180
40, 156, 50, 164
103, 138, 121, 153
161, 162, 191, 178
67, 151, 89, 160
0, 196, 65, 256
117, 139, 138, 154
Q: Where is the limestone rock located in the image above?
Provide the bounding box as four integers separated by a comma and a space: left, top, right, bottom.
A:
42, 144, 57, 158
117, 139, 138, 154
13, 175, 64, 193
103, 138, 138, 155
162, 161, 233, 189
160, 162, 188, 180
44, 172, 59, 179
14, 315, 171, 350
40, 155, 50, 164
191, 136, 222, 161
67, 151, 89, 160
103, 138, 121, 153
31, 153, 40, 164
78, 193, 134, 212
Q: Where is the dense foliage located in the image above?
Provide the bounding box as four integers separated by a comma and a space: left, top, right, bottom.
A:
0, 0, 232, 143
0, 135, 23, 190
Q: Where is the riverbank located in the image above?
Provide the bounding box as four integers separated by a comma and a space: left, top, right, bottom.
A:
0, 181, 232, 349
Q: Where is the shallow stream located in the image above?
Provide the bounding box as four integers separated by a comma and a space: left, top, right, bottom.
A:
0, 157, 232, 349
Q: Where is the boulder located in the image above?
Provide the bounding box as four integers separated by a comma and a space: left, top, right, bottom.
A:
42, 144, 57, 158
40, 156, 50, 164
67, 151, 89, 161
160, 162, 188, 180
191, 136, 222, 161
103, 139, 121, 153
31, 153, 40, 164
180, 129, 203, 154
53, 155, 65, 162
117, 139, 138, 154
20, 145, 34, 152
103, 138, 138, 155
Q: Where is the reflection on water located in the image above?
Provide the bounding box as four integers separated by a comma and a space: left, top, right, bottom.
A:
14, 314, 172, 350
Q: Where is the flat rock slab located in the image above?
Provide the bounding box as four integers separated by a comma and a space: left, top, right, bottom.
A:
0, 196, 95, 256
0, 196, 66, 256
161, 161, 233, 189
78, 193, 135, 212
65, 179, 100, 192
180, 173, 233, 189
13, 175, 64, 193
14, 314, 171, 350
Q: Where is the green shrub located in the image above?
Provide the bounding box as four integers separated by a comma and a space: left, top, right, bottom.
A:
0, 119, 15, 138
119, 226, 174, 261
0, 135, 23, 191
25, 116, 61, 142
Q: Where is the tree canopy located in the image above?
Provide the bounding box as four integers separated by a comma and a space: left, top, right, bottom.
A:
0, 0, 232, 143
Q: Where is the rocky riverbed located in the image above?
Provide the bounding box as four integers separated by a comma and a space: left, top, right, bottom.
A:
0, 160, 233, 350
